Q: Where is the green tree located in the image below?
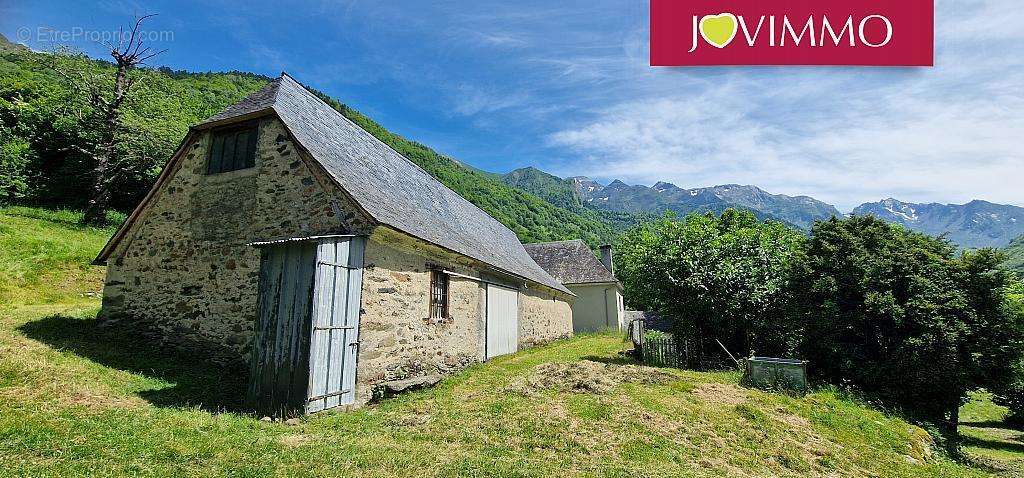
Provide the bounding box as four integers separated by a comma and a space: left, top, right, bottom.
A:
0, 126, 30, 202
793, 216, 1024, 446
991, 278, 1024, 423
616, 209, 805, 366
0, 44, 267, 212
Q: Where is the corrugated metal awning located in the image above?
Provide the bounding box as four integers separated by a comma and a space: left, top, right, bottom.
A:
248, 234, 360, 247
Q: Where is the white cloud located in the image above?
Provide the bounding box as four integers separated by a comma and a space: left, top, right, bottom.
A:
472, 32, 527, 48
449, 83, 531, 116
545, 0, 1024, 211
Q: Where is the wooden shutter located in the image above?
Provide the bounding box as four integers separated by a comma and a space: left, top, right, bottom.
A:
207, 121, 259, 174
208, 134, 225, 174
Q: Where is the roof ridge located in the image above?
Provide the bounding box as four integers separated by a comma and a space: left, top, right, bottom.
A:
268, 74, 285, 102
524, 238, 618, 285
524, 239, 587, 246
274, 76, 443, 185
272, 74, 537, 257
266, 74, 569, 294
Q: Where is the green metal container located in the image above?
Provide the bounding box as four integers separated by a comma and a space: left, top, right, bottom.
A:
742, 357, 808, 393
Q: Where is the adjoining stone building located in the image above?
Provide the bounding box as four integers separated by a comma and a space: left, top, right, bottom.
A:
94, 73, 573, 414
524, 240, 625, 333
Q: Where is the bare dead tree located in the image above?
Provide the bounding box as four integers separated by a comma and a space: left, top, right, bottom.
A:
72, 14, 166, 226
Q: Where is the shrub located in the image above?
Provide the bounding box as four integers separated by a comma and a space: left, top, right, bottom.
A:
993, 279, 1024, 422
616, 209, 805, 367
643, 330, 671, 342
0, 127, 30, 202
793, 216, 1024, 439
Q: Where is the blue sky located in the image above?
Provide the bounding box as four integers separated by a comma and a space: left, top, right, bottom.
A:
2, 0, 1022, 211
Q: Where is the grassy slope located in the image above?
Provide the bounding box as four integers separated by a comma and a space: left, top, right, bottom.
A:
0, 207, 120, 305
0, 207, 1002, 477
961, 391, 1024, 475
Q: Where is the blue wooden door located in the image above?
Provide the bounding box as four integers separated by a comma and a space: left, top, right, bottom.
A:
306, 237, 365, 412
248, 242, 318, 417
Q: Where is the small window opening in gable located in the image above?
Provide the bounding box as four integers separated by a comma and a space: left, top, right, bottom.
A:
207, 121, 259, 174
429, 269, 450, 320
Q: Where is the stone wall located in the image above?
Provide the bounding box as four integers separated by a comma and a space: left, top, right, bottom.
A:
100, 117, 372, 366
519, 287, 574, 347
355, 228, 488, 403
355, 227, 574, 404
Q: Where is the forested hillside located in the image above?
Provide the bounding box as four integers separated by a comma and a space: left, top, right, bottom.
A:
0, 39, 267, 209
501, 166, 582, 211
0, 37, 622, 246
1007, 235, 1024, 274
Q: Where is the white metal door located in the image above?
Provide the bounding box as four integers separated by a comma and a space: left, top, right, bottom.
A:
486, 283, 519, 358
307, 237, 365, 412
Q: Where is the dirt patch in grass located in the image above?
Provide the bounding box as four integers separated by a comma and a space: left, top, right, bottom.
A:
278, 434, 313, 448
0, 381, 142, 410
69, 390, 142, 409
505, 360, 675, 396
772, 406, 812, 428
693, 382, 749, 406
389, 411, 433, 427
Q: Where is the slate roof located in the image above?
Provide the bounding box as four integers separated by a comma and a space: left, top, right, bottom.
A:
523, 240, 618, 285
195, 74, 570, 294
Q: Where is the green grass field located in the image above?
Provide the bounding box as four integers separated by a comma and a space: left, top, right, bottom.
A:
0, 207, 122, 305
0, 206, 1020, 477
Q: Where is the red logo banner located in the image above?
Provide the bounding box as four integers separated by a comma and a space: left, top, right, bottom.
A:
650, 0, 934, 66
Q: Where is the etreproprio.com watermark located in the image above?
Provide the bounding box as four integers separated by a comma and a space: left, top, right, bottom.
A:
15, 26, 174, 44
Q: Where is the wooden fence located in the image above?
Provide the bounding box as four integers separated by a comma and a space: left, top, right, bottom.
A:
628, 319, 687, 368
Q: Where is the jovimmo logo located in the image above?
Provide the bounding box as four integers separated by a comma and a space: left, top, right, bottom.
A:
650, 0, 933, 66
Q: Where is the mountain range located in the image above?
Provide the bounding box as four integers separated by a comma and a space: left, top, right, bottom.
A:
501, 168, 1024, 250
502, 168, 843, 230
572, 177, 841, 230
852, 199, 1024, 249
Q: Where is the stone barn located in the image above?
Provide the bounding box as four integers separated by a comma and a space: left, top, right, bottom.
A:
524, 240, 624, 333
94, 73, 573, 414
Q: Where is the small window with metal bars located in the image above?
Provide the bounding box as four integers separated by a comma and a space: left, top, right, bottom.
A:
429, 269, 449, 320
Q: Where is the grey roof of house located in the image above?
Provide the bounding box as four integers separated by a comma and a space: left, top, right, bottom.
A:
196, 74, 570, 294
523, 240, 618, 285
